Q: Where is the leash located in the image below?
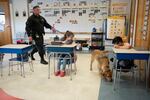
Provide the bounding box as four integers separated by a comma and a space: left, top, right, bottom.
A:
52, 29, 64, 34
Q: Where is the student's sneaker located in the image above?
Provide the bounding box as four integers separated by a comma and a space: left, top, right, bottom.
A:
60, 71, 65, 77
55, 71, 60, 76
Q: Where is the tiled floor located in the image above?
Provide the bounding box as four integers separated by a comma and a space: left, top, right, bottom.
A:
98, 53, 150, 100
98, 74, 150, 100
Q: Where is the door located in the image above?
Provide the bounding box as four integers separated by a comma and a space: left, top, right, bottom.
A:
0, 0, 12, 46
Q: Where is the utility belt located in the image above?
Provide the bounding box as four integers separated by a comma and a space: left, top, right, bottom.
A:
32, 32, 44, 39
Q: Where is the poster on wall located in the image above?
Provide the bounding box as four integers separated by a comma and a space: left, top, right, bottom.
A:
106, 16, 125, 39
111, 3, 128, 15
28, 0, 109, 32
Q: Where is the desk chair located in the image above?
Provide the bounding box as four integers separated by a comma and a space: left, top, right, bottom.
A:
113, 59, 138, 90
57, 55, 77, 76
46, 44, 77, 80
0, 54, 4, 76
52, 53, 77, 80
8, 48, 34, 78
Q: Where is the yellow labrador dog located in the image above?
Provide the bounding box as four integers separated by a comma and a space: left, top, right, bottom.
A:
90, 50, 112, 81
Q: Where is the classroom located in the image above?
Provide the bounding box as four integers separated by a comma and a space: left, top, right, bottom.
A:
0, 0, 150, 100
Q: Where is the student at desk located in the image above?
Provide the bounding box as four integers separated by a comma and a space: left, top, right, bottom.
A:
55, 31, 77, 77
112, 36, 134, 70
112, 36, 132, 49
60, 30, 73, 43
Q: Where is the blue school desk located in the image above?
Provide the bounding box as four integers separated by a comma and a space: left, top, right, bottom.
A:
113, 48, 150, 90
0, 44, 33, 77
45, 44, 77, 80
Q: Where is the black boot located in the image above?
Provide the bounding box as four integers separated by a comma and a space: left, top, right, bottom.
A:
40, 53, 48, 65
31, 47, 38, 60
31, 54, 35, 60
40, 60, 48, 65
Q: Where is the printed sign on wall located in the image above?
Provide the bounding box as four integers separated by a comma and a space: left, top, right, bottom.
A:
28, 0, 109, 32
106, 16, 125, 39
111, 3, 128, 15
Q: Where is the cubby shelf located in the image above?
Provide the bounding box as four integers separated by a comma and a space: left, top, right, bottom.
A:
89, 32, 105, 50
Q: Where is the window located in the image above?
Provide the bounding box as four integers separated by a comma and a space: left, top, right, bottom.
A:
0, 7, 5, 32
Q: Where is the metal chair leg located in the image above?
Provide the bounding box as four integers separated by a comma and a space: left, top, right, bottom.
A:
70, 59, 72, 80
54, 54, 56, 74
20, 63, 23, 76
30, 61, 34, 72
118, 68, 122, 89
48, 54, 51, 79
0, 61, 3, 77
17, 62, 20, 70
22, 63, 25, 78
74, 60, 77, 75
113, 59, 118, 90
8, 61, 11, 76
113, 69, 117, 90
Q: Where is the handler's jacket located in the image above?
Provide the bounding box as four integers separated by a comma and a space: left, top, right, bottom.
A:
25, 14, 52, 39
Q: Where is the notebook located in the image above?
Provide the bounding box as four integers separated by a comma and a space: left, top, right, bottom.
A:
51, 41, 63, 45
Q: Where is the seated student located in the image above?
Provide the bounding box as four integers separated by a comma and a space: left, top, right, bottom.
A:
60, 30, 73, 44
112, 36, 132, 49
55, 31, 77, 77
112, 36, 134, 70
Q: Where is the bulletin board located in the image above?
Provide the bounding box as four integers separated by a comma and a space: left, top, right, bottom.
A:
106, 16, 125, 39
28, 0, 109, 32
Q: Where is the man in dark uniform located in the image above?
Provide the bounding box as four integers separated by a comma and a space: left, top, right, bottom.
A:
25, 6, 54, 64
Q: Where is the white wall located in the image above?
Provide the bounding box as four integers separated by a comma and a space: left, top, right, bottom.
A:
9, 0, 91, 42
9, 0, 28, 43
111, 0, 131, 18
9, 0, 131, 45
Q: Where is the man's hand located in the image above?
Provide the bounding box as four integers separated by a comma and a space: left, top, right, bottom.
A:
29, 36, 32, 42
51, 27, 56, 33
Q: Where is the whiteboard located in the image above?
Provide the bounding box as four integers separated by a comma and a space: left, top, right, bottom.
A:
28, 0, 109, 32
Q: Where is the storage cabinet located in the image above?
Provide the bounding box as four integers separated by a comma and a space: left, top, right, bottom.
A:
90, 32, 104, 50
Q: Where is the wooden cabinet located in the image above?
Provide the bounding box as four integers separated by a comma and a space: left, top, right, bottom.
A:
0, 0, 12, 46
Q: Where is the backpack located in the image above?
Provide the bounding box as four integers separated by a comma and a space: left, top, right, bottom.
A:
117, 60, 134, 69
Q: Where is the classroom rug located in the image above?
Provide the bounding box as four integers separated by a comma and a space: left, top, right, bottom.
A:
0, 88, 23, 100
